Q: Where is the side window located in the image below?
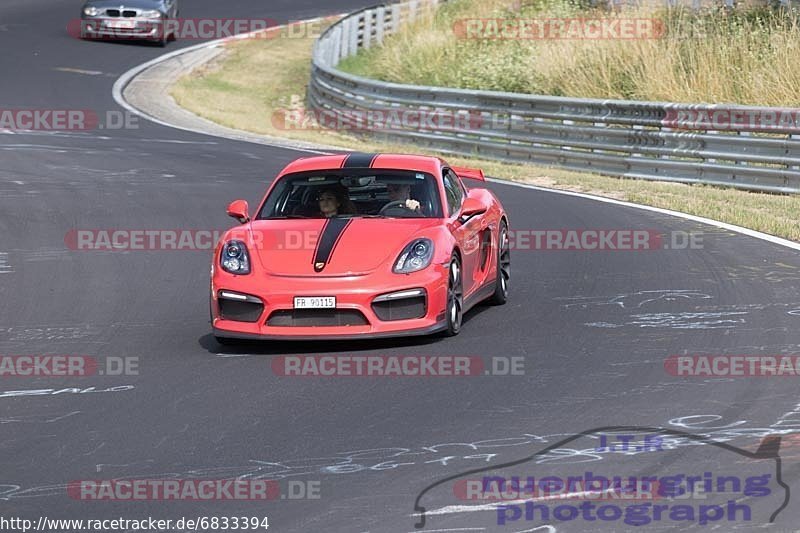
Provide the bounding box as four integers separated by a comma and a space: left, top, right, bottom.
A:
442, 169, 464, 217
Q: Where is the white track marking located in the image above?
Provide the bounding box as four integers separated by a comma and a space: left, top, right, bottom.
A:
113, 17, 800, 254
488, 178, 800, 252
112, 18, 340, 155
54, 67, 104, 76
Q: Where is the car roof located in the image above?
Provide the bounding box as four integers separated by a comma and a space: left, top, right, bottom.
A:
278, 153, 446, 177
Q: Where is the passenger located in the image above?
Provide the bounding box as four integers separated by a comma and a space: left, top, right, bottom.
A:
316, 185, 356, 217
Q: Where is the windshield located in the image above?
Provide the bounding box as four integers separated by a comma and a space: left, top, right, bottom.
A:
256, 169, 443, 219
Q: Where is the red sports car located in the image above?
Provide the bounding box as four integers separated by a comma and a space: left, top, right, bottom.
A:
210, 153, 510, 344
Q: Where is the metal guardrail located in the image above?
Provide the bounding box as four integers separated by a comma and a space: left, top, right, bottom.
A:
309, 0, 800, 193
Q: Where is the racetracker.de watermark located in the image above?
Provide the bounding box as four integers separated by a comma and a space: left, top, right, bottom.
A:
663, 109, 800, 132
0, 355, 138, 377
665, 355, 800, 377
65, 229, 703, 252
0, 110, 137, 131
507, 230, 702, 251
68, 17, 338, 41
67, 479, 320, 500
65, 229, 229, 251
452, 18, 666, 40
454, 475, 665, 502
271, 107, 483, 132
272, 355, 524, 377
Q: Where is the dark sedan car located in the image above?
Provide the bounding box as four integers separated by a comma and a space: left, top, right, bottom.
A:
80, 0, 179, 46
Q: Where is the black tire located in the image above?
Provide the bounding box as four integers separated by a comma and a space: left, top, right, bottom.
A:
167, 19, 177, 41
443, 254, 463, 336
488, 221, 510, 305
155, 25, 168, 47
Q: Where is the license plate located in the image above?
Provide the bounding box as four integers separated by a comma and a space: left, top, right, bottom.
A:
294, 296, 336, 309
107, 20, 136, 29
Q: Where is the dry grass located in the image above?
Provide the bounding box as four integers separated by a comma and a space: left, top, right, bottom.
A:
171, 15, 800, 241
340, 0, 800, 106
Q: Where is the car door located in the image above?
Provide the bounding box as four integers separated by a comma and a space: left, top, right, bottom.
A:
443, 169, 481, 298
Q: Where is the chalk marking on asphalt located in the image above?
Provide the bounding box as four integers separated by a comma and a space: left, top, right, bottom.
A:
404, 529, 485, 532
0, 253, 12, 273
418, 488, 615, 518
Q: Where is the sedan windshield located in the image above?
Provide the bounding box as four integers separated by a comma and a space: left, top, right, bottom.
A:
257, 169, 443, 219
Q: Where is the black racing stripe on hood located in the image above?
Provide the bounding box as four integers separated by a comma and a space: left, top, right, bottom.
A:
313, 218, 352, 272
341, 152, 379, 168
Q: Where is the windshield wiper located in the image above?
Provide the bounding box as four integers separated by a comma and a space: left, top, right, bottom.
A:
332, 214, 389, 219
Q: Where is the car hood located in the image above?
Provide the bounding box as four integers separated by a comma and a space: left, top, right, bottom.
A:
247, 218, 441, 277
84, 0, 165, 10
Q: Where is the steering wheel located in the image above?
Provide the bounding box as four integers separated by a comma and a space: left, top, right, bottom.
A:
378, 200, 420, 217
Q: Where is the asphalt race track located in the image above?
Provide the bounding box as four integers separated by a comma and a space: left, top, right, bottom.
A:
2, 1, 800, 532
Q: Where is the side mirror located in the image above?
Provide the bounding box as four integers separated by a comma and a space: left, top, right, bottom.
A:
459, 197, 488, 223
226, 199, 250, 224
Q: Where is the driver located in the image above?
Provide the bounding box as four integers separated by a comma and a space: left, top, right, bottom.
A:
386, 183, 421, 212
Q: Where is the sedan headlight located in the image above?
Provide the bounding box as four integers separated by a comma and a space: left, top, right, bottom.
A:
220, 240, 251, 275
83, 6, 101, 16
138, 9, 163, 18
394, 239, 434, 274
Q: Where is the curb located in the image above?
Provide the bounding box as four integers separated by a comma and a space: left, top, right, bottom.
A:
112, 18, 342, 154
111, 15, 800, 253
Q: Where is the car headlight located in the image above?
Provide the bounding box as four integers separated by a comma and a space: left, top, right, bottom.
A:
83, 6, 101, 16
138, 9, 163, 18
220, 240, 251, 275
394, 239, 434, 274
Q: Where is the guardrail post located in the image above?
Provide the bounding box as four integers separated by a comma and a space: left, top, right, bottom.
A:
391, 4, 402, 33
408, 1, 419, 21
333, 24, 343, 64
348, 15, 359, 55
375, 6, 386, 44
363, 10, 374, 48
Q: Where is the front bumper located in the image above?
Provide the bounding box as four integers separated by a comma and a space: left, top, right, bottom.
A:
211, 264, 449, 340
80, 18, 164, 40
